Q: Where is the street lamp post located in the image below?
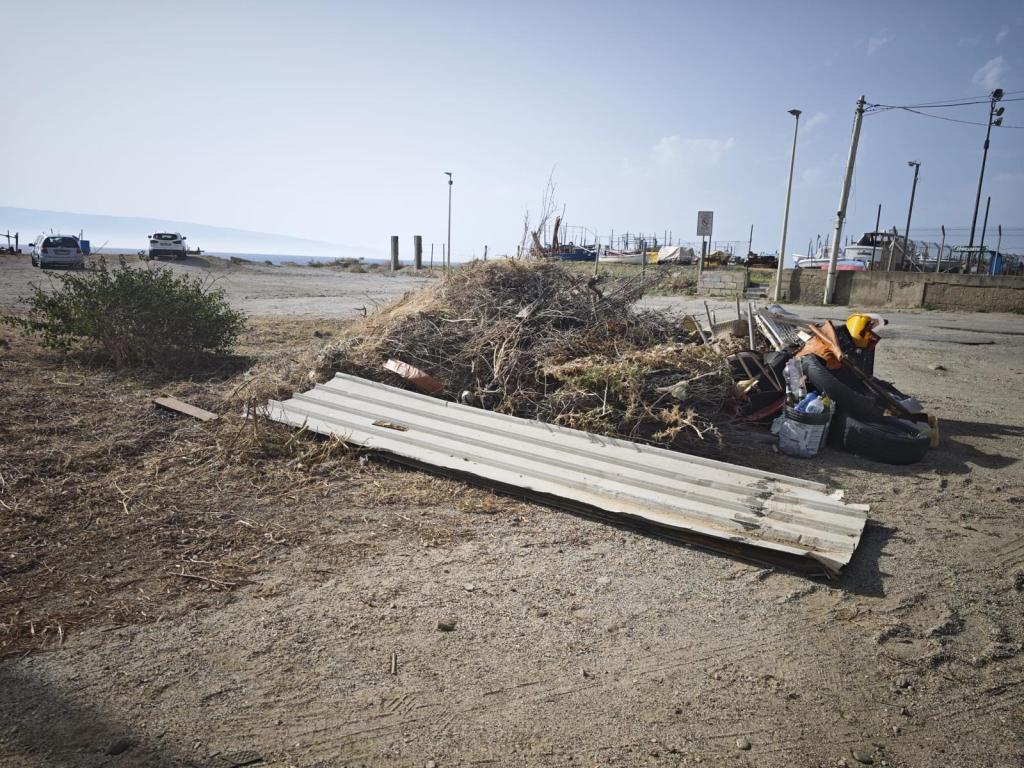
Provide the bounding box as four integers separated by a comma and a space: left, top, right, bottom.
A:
444, 171, 453, 269
773, 108, 801, 302
968, 89, 1005, 248
900, 161, 920, 271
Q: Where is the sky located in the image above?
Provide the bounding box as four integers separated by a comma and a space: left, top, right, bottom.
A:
3, 0, 1024, 260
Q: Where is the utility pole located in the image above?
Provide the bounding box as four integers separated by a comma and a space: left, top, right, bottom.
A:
935, 225, 945, 274
969, 89, 1005, 248
824, 95, 866, 305
901, 161, 921, 272
773, 109, 801, 302
444, 171, 453, 269
870, 204, 881, 270
747, 223, 754, 258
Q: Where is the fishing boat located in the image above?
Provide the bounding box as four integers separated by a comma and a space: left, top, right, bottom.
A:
549, 244, 596, 262
601, 249, 646, 264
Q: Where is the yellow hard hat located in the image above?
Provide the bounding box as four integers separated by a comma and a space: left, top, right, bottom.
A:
846, 313, 877, 348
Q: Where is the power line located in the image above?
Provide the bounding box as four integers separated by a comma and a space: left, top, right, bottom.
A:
868, 89, 1024, 110
868, 105, 1024, 128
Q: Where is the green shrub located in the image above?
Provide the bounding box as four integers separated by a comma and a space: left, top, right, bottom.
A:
9, 258, 246, 366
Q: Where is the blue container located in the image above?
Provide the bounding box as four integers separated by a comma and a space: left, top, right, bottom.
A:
79, 240, 91, 254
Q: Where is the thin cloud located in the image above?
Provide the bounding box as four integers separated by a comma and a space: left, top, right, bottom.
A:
973, 56, 1007, 91
958, 35, 980, 47
867, 30, 892, 56
803, 112, 829, 135
653, 136, 735, 166
996, 24, 1009, 45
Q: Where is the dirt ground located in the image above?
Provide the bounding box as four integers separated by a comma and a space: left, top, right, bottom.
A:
1, 253, 1022, 768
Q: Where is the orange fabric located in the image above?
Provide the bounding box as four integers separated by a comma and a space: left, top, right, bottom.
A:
795, 321, 844, 370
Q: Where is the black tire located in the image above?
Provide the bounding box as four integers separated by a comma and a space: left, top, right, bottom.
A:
801, 355, 882, 421
831, 410, 929, 465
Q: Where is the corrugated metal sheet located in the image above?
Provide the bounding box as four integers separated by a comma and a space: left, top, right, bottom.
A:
265, 374, 869, 574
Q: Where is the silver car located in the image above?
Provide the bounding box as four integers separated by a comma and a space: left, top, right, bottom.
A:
31, 234, 86, 269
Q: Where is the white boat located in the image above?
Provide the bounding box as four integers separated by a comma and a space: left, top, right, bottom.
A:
601, 249, 646, 264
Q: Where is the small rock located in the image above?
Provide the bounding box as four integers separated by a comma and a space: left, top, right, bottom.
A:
536, 608, 549, 617
425, 761, 437, 768
463, 583, 476, 592
674, 707, 683, 715
928, 363, 946, 372
436, 620, 456, 632
106, 738, 131, 756
736, 736, 751, 751
852, 749, 874, 764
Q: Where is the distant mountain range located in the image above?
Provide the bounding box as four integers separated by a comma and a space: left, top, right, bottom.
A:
0, 206, 382, 261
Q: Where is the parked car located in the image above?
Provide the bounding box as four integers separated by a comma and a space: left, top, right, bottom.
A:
30, 234, 85, 269
148, 232, 187, 260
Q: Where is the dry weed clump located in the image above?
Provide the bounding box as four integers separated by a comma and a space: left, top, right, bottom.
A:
314, 261, 732, 448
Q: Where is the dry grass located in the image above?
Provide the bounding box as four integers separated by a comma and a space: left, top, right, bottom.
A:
0, 316, 517, 658
314, 261, 732, 448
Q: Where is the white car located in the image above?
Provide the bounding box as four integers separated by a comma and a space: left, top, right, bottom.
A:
31, 234, 85, 269
148, 232, 187, 260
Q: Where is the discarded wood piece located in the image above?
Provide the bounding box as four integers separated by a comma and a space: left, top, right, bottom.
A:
153, 396, 218, 422
390, 651, 398, 675
383, 358, 444, 395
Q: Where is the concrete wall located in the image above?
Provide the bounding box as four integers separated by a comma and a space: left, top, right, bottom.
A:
698, 269, 748, 297
771, 269, 1024, 312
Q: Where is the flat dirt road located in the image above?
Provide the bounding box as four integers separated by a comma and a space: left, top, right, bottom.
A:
1, 253, 1022, 768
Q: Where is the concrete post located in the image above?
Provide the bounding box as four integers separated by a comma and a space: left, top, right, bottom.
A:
413, 235, 423, 270
824, 96, 866, 304
390, 236, 399, 271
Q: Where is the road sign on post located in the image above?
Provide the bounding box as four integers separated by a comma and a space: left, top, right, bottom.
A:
697, 211, 714, 238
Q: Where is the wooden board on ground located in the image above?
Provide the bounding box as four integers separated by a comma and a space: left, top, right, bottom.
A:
154, 396, 219, 422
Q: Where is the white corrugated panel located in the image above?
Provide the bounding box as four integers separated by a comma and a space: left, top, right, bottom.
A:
265, 374, 868, 574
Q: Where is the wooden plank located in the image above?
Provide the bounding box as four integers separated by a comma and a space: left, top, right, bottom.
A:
153, 396, 218, 422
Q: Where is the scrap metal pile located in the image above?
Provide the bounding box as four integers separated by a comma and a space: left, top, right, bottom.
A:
315, 261, 736, 449
749, 306, 935, 464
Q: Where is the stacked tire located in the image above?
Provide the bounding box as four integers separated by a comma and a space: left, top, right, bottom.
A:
801, 355, 929, 465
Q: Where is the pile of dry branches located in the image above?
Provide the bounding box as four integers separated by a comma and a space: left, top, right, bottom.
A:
316, 261, 732, 447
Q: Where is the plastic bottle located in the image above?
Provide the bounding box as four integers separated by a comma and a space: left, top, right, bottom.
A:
805, 396, 825, 415
795, 392, 817, 412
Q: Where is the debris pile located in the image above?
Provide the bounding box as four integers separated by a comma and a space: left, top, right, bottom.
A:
316, 261, 733, 446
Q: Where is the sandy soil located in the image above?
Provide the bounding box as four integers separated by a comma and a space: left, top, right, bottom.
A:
1, 253, 1022, 767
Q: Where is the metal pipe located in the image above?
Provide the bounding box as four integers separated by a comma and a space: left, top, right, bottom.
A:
445, 171, 453, 269
870, 204, 881, 270
902, 162, 921, 272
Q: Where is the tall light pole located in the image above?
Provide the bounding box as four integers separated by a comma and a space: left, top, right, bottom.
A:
968, 89, 1005, 247
900, 161, 920, 271
444, 171, 453, 269
773, 108, 801, 302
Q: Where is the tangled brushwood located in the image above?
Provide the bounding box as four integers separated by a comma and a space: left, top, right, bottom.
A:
314, 261, 733, 447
